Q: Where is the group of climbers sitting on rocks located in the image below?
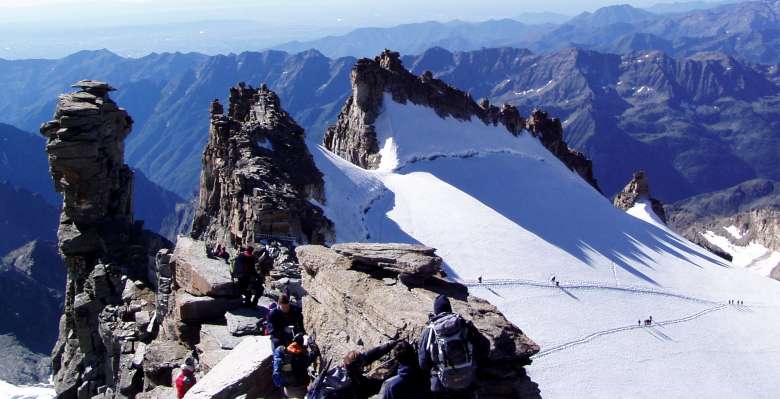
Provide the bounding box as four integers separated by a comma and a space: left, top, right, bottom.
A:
276, 294, 490, 399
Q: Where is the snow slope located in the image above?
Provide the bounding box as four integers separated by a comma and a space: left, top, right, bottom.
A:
308, 94, 780, 398
0, 379, 55, 399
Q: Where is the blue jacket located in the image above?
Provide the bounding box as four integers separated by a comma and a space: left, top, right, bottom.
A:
379, 365, 431, 399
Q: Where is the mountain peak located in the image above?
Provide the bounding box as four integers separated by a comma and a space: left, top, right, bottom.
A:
324, 50, 600, 190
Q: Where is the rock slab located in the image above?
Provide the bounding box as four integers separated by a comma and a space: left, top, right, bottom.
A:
173, 236, 238, 297
183, 336, 278, 399
297, 243, 540, 399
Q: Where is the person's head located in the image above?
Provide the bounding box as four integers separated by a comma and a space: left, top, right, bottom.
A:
182, 357, 195, 372
392, 341, 416, 367
434, 294, 452, 315
278, 294, 291, 313
342, 350, 364, 375
246, 246, 254, 254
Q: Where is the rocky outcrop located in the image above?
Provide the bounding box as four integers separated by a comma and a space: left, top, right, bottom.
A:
667, 179, 780, 252
191, 84, 332, 248
613, 171, 667, 223
323, 49, 600, 191
297, 243, 541, 399
40, 81, 171, 398
183, 336, 277, 399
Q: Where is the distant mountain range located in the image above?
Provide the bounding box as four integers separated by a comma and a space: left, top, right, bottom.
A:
2, 44, 778, 202
270, 1, 779, 64
273, 19, 553, 59
519, 1, 780, 64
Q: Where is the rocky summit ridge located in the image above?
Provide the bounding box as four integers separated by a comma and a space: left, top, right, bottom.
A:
324, 49, 601, 191
191, 83, 332, 248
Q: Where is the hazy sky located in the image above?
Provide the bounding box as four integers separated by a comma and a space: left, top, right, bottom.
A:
0, 0, 723, 29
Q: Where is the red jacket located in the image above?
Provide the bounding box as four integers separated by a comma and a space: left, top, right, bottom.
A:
175, 369, 196, 398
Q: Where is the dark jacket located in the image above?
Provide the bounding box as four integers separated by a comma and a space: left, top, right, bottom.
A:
267, 305, 305, 348
316, 341, 396, 399
418, 313, 490, 393
379, 365, 431, 399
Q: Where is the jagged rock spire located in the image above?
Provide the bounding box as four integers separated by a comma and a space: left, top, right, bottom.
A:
40, 81, 169, 398
191, 83, 332, 248
613, 171, 667, 223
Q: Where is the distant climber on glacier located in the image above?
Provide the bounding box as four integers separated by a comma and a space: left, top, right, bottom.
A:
418, 295, 489, 399
268, 294, 305, 350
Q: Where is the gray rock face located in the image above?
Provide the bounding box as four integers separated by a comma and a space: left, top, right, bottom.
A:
323, 49, 600, 191
613, 171, 667, 223
225, 308, 267, 336
190, 84, 332, 248
40, 81, 171, 399
667, 179, 780, 262
174, 290, 243, 323
331, 243, 442, 284
173, 237, 238, 297
297, 244, 540, 399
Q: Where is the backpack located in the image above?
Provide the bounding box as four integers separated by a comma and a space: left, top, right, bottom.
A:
273, 346, 309, 388
306, 364, 354, 399
426, 313, 476, 391
231, 253, 248, 278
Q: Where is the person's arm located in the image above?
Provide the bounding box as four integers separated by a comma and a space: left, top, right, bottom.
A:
362, 340, 397, 364
468, 322, 491, 366
294, 307, 306, 335
267, 310, 282, 339
418, 326, 434, 370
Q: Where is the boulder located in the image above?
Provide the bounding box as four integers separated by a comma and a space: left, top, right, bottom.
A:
142, 339, 190, 387
200, 323, 243, 351
331, 243, 442, 284
771, 264, 780, 282
175, 290, 243, 322
225, 307, 268, 336
297, 244, 540, 399
183, 336, 278, 399
173, 237, 239, 297
136, 386, 174, 399
196, 325, 233, 372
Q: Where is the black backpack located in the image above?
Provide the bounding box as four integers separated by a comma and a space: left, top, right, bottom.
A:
426, 313, 476, 391
231, 253, 248, 278
306, 363, 354, 399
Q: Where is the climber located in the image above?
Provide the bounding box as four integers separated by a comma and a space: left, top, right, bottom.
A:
308, 340, 399, 399
379, 340, 431, 399
268, 294, 305, 350
232, 246, 259, 306
418, 295, 489, 399
273, 333, 320, 399
215, 244, 229, 262
175, 357, 197, 399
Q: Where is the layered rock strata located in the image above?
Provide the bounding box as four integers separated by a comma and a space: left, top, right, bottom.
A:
323, 49, 600, 191
297, 243, 541, 399
613, 171, 668, 223
40, 81, 171, 398
191, 84, 332, 247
